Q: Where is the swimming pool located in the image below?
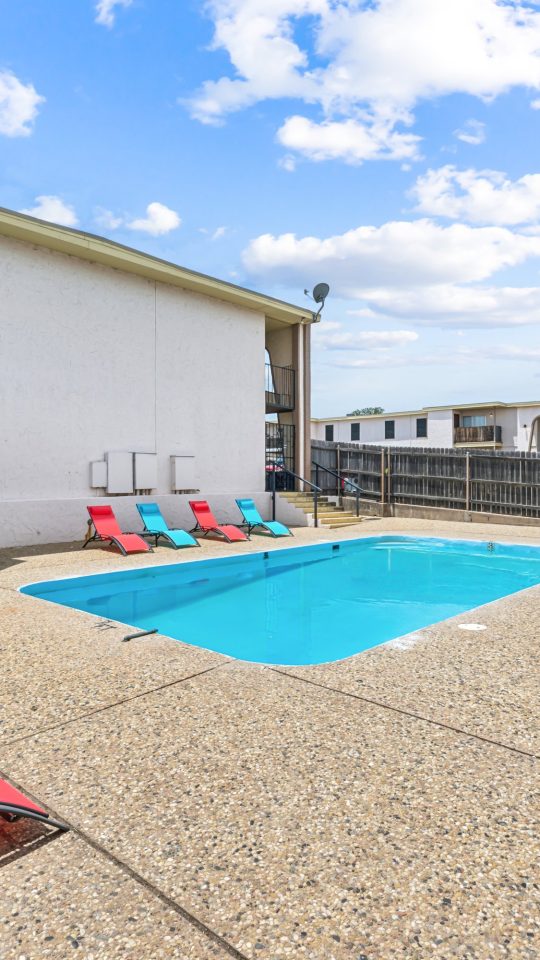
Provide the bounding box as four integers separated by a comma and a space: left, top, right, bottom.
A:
21, 536, 540, 665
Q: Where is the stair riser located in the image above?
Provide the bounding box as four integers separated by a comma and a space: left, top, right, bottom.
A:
281, 498, 332, 505
326, 523, 363, 528
276, 491, 362, 528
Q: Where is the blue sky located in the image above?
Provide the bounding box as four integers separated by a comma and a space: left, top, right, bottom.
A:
2, 0, 540, 416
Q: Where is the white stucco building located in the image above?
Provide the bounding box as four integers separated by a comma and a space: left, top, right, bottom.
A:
0, 208, 314, 547
312, 402, 540, 451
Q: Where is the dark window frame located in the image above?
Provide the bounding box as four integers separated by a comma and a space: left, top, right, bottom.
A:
416, 417, 428, 438
325, 424, 334, 442
384, 420, 395, 440
351, 422, 360, 441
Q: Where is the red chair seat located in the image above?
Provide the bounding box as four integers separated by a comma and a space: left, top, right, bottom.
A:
0, 779, 46, 816
217, 525, 248, 542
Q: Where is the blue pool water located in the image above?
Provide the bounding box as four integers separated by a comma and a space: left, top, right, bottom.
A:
21, 536, 540, 665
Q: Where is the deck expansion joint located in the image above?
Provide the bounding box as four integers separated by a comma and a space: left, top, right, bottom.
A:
0, 660, 231, 748
0, 769, 249, 960
271, 668, 539, 760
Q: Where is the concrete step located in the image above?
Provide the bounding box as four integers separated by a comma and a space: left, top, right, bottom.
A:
326, 520, 364, 527
280, 494, 331, 505
319, 515, 358, 523
283, 497, 317, 504
295, 503, 346, 517
276, 491, 363, 528
324, 513, 359, 520
328, 513, 362, 523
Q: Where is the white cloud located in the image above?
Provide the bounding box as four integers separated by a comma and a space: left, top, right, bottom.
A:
314, 329, 419, 350
243, 216, 540, 330
480, 345, 540, 361
329, 344, 540, 370
243, 219, 540, 292
356, 284, 540, 328
277, 114, 420, 164
94, 207, 124, 230
532, 98, 540, 110
411, 165, 540, 225
188, 0, 540, 164
454, 119, 486, 145
330, 353, 439, 369
187, 0, 325, 125
127, 202, 181, 236
95, 0, 133, 28
20, 195, 78, 227
278, 153, 297, 172
199, 225, 228, 239
0, 70, 44, 137
313, 320, 342, 332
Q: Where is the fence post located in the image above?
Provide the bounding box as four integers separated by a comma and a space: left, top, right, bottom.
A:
380, 449, 385, 506
386, 448, 392, 506
465, 451, 470, 512
272, 464, 276, 521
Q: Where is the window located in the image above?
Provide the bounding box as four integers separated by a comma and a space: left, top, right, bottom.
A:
463, 415, 487, 427
325, 424, 334, 441
416, 417, 427, 438
351, 422, 360, 441
385, 420, 395, 440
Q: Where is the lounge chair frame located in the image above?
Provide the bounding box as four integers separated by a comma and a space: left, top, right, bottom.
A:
189, 519, 249, 543
83, 519, 153, 556
235, 499, 293, 538
0, 781, 68, 832
140, 526, 201, 550
136, 503, 200, 549
0, 801, 68, 831
240, 518, 293, 538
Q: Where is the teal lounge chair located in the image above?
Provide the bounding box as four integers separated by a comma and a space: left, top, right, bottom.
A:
136, 503, 199, 549
235, 498, 292, 537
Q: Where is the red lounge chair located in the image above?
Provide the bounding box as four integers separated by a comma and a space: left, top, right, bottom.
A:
0, 778, 67, 831
189, 500, 248, 542
83, 505, 151, 555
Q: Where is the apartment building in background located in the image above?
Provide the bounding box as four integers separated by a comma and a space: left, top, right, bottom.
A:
312, 402, 540, 451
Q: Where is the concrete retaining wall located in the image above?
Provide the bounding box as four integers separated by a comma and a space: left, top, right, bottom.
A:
343, 497, 540, 528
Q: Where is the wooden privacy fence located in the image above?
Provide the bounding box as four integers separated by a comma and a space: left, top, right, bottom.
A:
311, 441, 540, 519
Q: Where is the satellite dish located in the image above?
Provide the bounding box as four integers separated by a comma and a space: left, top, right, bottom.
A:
313, 282, 330, 304
304, 282, 330, 317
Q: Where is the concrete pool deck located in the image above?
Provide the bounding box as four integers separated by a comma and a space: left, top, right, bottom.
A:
0, 517, 539, 959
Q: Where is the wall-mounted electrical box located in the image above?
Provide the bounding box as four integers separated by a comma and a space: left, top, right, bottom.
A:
134, 452, 157, 490
171, 455, 198, 492
106, 451, 134, 494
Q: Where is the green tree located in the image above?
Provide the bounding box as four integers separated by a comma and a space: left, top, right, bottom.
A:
346, 406, 384, 416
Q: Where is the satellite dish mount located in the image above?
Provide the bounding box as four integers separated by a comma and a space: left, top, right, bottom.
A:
304, 282, 330, 319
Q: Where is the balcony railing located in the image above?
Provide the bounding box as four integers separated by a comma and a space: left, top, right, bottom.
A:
454, 425, 503, 445
265, 362, 295, 413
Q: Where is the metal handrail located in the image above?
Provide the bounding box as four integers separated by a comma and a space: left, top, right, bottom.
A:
265, 362, 295, 412
270, 465, 322, 527
281, 467, 322, 492
312, 461, 363, 492
312, 461, 364, 517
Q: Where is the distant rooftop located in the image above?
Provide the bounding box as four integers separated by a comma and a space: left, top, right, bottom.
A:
312, 400, 540, 422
